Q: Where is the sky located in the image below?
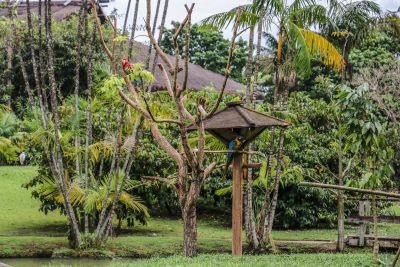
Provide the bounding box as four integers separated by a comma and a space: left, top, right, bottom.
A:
103, 0, 400, 42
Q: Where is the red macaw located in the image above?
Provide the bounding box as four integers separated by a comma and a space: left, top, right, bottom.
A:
122, 58, 132, 71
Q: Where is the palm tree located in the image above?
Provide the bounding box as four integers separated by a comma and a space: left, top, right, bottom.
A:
36, 173, 149, 231
203, 0, 345, 250
322, 0, 381, 81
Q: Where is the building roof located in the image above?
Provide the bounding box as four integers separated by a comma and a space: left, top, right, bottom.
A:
130, 42, 245, 94
0, 0, 106, 21
188, 102, 290, 145
1, 1, 246, 95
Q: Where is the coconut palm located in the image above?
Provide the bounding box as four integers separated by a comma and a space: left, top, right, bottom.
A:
322, 0, 381, 81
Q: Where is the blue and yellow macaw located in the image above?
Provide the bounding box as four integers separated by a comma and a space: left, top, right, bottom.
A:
223, 136, 244, 179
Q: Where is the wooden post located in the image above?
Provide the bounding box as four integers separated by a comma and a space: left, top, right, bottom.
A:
359, 200, 371, 246
232, 153, 243, 256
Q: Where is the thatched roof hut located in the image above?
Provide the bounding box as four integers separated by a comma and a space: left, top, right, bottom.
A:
0, 0, 106, 21
130, 42, 246, 94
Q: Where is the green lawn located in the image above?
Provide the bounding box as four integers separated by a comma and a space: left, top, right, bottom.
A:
0, 166, 398, 263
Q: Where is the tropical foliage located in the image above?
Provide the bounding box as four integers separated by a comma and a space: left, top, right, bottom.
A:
0, 0, 399, 261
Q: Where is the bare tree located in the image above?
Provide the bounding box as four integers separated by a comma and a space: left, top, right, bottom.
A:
93, 0, 241, 256
354, 66, 400, 124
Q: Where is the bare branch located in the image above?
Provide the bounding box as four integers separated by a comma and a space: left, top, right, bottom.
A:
158, 64, 174, 97
206, 8, 241, 118
91, 0, 115, 73
141, 176, 177, 191
178, 4, 194, 97
204, 162, 217, 178
145, 0, 174, 71
150, 123, 183, 165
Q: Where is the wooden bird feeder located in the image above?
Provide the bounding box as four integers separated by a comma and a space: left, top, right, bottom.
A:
189, 101, 290, 255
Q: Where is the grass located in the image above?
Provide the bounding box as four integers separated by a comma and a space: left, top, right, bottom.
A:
0, 166, 398, 263
0, 166, 66, 236
111, 253, 395, 267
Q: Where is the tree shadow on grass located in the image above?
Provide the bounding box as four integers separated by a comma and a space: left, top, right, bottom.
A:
6, 223, 69, 236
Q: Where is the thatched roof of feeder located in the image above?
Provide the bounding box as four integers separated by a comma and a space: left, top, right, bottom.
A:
188, 102, 290, 146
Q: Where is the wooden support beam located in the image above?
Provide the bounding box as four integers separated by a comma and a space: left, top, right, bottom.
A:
348, 215, 400, 224
346, 197, 400, 202
299, 182, 400, 199
243, 163, 261, 169
347, 235, 400, 249
232, 153, 243, 256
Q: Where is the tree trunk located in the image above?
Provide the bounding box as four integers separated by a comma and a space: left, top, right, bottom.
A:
128, 0, 140, 60
145, 0, 161, 69
5, 27, 12, 108
337, 183, 345, 251
337, 140, 345, 252
95, 105, 124, 241
244, 16, 255, 244
26, 0, 47, 128
8, 0, 39, 125
266, 128, 286, 236
123, 0, 132, 34
182, 203, 197, 257
38, 0, 49, 111
73, 0, 86, 176
151, 0, 170, 73
45, 0, 81, 247
83, 18, 96, 234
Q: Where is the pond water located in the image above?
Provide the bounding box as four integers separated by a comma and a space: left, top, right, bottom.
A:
1, 258, 132, 267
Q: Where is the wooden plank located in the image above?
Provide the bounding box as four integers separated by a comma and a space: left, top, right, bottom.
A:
346, 197, 400, 202
348, 215, 400, 224
299, 182, 400, 198
243, 163, 262, 169
232, 153, 243, 256
347, 235, 400, 249
348, 235, 400, 241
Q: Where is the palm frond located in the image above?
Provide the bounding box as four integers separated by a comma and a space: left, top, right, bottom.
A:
0, 104, 11, 112
287, 21, 312, 76
89, 140, 114, 164
288, 0, 317, 15
255, 0, 285, 16
84, 189, 101, 213
300, 28, 345, 72
201, 4, 257, 31
119, 192, 149, 217
68, 182, 86, 206
36, 176, 63, 202
263, 32, 278, 53
289, 4, 328, 27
